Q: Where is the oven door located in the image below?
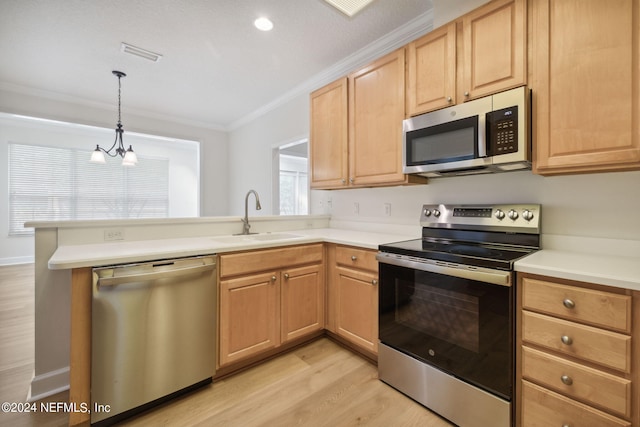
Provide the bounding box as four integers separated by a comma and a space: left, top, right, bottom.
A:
377, 254, 514, 400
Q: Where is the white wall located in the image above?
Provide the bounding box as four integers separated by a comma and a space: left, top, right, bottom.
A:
313, 170, 640, 242
227, 93, 309, 216
0, 87, 229, 264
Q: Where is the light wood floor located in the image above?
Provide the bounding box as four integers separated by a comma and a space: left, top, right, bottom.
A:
0, 264, 453, 427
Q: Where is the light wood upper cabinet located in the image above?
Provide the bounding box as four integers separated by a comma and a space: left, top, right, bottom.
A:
406, 0, 526, 116
531, 0, 640, 175
461, 0, 526, 101
406, 23, 457, 116
310, 78, 348, 188
310, 50, 427, 189
348, 49, 409, 187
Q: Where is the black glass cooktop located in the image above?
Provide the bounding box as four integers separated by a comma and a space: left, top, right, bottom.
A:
379, 238, 535, 270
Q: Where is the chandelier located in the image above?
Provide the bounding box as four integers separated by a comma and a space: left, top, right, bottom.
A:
90, 70, 138, 166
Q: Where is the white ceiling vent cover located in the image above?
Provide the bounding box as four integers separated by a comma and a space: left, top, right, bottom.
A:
120, 42, 163, 62
323, 0, 377, 17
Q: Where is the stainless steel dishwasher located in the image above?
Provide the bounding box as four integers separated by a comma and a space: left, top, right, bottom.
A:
91, 255, 216, 425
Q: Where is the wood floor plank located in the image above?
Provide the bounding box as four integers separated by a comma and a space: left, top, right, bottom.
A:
1, 264, 454, 427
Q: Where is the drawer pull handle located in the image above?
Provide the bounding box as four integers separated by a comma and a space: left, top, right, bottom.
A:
563, 298, 575, 309
561, 375, 573, 386
271, 275, 277, 282
372, 279, 378, 286
561, 335, 573, 345
284, 273, 289, 280
351, 255, 358, 261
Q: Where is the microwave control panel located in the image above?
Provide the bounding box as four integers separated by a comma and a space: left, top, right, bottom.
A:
487, 106, 518, 155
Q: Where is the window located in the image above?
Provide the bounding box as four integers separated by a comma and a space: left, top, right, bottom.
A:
275, 140, 308, 215
8, 143, 169, 235
3, 114, 200, 235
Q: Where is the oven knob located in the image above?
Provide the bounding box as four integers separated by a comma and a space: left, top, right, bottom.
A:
494, 209, 505, 220
522, 209, 534, 221
433, 209, 441, 218
508, 209, 519, 220
423, 209, 431, 217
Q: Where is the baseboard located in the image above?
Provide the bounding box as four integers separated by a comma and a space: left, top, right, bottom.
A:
28, 366, 70, 402
0, 255, 34, 266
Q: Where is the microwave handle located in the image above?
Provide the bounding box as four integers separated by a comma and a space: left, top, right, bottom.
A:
478, 112, 487, 158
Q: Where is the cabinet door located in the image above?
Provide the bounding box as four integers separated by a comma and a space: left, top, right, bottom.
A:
461, 0, 526, 101
281, 264, 324, 342
310, 78, 349, 189
219, 272, 280, 366
532, 0, 640, 174
406, 22, 457, 116
348, 49, 406, 186
335, 265, 378, 353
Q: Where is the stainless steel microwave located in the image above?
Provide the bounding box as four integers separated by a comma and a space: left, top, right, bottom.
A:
403, 86, 531, 177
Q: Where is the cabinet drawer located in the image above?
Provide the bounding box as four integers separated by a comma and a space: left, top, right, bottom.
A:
220, 244, 323, 278
522, 347, 631, 417
335, 246, 378, 273
522, 380, 631, 427
522, 277, 631, 332
522, 311, 631, 372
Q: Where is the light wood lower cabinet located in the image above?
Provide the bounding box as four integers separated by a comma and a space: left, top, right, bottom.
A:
517, 273, 639, 426
326, 244, 379, 356
218, 244, 324, 367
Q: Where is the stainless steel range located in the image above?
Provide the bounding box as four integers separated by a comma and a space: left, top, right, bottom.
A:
377, 204, 541, 427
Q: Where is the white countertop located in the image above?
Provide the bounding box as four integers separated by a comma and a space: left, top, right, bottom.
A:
47, 228, 411, 270
515, 250, 640, 291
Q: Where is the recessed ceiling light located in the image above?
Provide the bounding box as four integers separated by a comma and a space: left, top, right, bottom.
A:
254, 17, 274, 31
323, 0, 377, 17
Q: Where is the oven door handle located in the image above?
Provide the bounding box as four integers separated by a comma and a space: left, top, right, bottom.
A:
376, 253, 512, 287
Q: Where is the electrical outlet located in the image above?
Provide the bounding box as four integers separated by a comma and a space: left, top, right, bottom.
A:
384, 203, 391, 216
104, 229, 124, 241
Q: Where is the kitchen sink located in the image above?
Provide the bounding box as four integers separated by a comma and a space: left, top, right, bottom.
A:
211, 233, 303, 244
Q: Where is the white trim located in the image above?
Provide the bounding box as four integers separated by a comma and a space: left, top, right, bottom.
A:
0, 256, 34, 266
0, 9, 433, 132
28, 367, 70, 402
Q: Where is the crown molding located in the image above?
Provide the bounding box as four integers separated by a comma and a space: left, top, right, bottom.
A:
0, 81, 227, 132
1, 8, 433, 134
227, 8, 434, 131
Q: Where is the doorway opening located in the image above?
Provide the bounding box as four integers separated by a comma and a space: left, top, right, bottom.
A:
273, 139, 308, 215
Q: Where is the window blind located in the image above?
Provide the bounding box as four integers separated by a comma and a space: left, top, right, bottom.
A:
9, 142, 169, 235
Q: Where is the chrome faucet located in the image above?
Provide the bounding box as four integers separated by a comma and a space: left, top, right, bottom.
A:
240, 189, 262, 235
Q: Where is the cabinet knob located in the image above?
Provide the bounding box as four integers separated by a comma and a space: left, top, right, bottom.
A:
561, 335, 573, 345
271, 275, 277, 282
561, 375, 573, 386
447, 96, 452, 103
372, 279, 378, 286
464, 91, 470, 97
562, 425, 571, 427
284, 273, 290, 280
563, 298, 575, 309
351, 255, 358, 261
349, 177, 354, 184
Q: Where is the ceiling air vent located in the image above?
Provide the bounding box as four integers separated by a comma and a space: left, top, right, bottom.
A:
120, 42, 163, 62
323, 0, 377, 17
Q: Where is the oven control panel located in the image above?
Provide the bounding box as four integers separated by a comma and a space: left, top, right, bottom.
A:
421, 204, 540, 233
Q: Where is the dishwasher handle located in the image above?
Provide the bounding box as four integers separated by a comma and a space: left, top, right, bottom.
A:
97, 263, 216, 287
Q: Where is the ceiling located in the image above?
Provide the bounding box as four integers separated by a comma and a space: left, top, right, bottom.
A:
0, 0, 433, 131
